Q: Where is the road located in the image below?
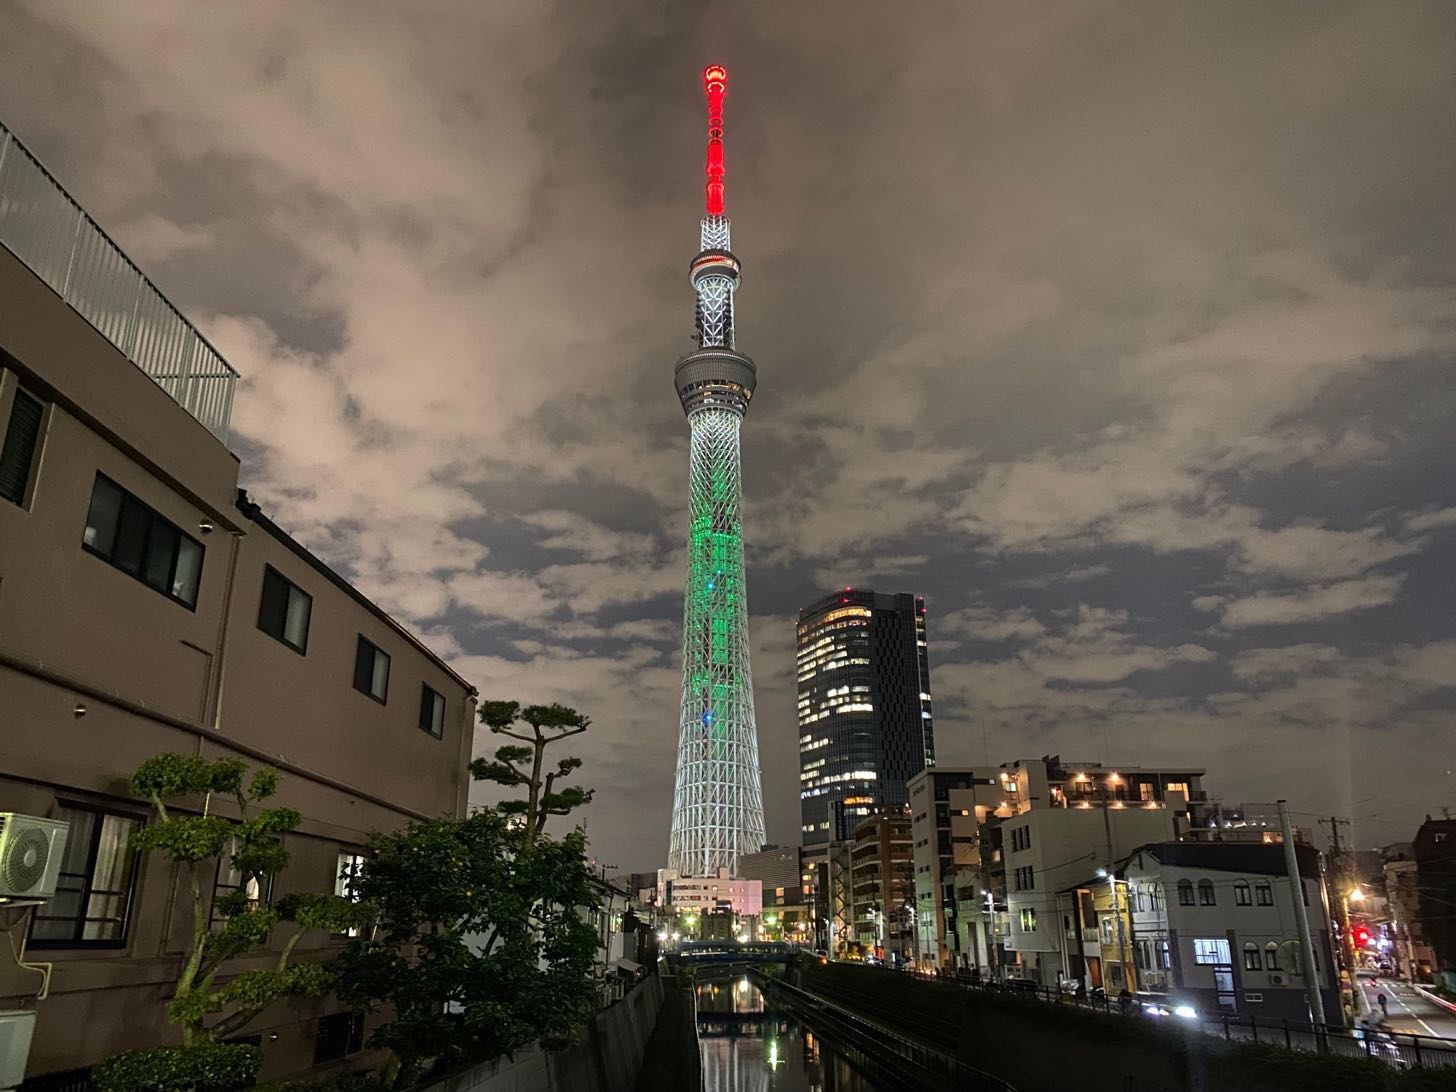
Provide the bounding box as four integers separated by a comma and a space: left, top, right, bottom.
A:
1358, 974, 1456, 1041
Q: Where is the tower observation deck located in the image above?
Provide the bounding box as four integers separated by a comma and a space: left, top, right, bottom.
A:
668, 65, 766, 877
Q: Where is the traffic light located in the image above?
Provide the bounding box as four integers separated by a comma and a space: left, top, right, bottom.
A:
1353, 924, 1371, 947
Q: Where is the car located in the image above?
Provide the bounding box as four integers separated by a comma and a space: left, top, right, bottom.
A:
1002, 977, 1041, 994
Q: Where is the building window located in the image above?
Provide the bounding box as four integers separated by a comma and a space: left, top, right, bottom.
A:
1159, 939, 1172, 969
1013, 866, 1034, 891
336, 850, 366, 938
1019, 908, 1037, 931
211, 836, 275, 926
1243, 942, 1261, 971
258, 565, 312, 653
1198, 879, 1216, 906
353, 636, 390, 703
29, 805, 143, 948
0, 387, 44, 507
1265, 942, 1280, 970
1150, 884, 1164, 911
1235, 880, 1251, 906
1255, 880, 1273, 906
314, 1010, 365, 1064
81, 473, 204, 608
1177, 879, 1194, 906
418, 684, 446, 738
1192, 938, 1231, 965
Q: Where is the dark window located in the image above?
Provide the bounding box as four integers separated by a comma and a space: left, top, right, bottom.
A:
1265, 942, 1280, 970
0, 388, 44, 506
419, 684, 446, 738
353, 636, 390, 702
1255, 881, 1273, 906
81, 474, 203, 607
1234, 881, 1251, 906
1177, 879, 1194, 906
1198, 879, 1216, 906
258, 565, 312, 653
313, 1010, 365, 1063
29, 805, 143, 948
1243, 942, 1261, 971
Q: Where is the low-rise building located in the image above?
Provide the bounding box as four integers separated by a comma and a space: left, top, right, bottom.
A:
1382, 842, 1436, 981
737, 845, 813, 943
1120, 842, 1341, 1022
0, 118, 475, 1084
658, 868, 763, 919
910, 757, 1211, 974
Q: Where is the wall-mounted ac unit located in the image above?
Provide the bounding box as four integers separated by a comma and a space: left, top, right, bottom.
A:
0, 814, 69, 901
1270, 973, 1284, 985
0, 1010, 36, 1090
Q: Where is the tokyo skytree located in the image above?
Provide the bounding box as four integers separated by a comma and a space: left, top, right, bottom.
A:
667, 65, 765, 877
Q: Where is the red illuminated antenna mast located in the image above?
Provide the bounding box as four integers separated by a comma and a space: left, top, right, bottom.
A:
704, 65, 727, 216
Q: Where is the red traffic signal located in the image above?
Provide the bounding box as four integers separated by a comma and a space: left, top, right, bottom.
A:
1353, 925, 1371, 947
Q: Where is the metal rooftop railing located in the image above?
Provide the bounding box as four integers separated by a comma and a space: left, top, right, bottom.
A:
0, 121, 237, 442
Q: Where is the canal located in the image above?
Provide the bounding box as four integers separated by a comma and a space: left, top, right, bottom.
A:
696, 975, 887, 1092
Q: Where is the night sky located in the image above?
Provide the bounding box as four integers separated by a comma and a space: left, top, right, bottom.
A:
3, 2, 1453, 871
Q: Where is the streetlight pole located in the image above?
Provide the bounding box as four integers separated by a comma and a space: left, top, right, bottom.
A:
1100, 784, 1132, 993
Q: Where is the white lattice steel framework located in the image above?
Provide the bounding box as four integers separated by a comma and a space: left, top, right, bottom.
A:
668, 66, 765, 877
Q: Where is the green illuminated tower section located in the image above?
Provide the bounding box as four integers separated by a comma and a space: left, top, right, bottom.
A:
668, 65, 765, 876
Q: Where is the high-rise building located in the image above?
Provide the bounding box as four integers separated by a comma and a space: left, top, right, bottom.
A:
797, 589, 934, 843
667, 66, 765, 877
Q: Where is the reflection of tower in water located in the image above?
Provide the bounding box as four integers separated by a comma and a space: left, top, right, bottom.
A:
696, 976, 881, 1092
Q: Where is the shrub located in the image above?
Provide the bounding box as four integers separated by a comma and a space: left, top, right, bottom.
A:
92, 1043, 261, 1092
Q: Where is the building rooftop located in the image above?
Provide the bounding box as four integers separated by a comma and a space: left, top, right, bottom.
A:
236, 489, 474, 694
0, 119, 238, 442
1134, 841, 1320, 879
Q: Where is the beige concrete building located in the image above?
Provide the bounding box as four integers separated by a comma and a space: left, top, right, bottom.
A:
910, 757, 1212, 976
0, 120, 475, 1085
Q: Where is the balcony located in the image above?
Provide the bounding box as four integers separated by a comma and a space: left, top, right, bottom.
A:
0, 121, 238, 442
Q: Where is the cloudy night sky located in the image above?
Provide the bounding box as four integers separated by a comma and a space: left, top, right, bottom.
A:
3, 1, 1453, 870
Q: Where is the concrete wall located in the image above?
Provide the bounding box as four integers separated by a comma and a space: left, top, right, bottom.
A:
412, 974, 665, 1092
0, 234, 475, 1081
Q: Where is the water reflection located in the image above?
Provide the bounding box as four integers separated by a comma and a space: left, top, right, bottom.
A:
696, 976, 884, 1092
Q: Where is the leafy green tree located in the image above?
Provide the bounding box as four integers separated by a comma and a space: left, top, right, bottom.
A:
332, 809, 600, 1086
470, 701, 595, 837
125, 754, 365, 1046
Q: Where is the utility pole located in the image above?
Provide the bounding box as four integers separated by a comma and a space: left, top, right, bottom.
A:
1322, 816, 1356, 995
1101, 784, 1132, 992
1281, 800, 1327, 1026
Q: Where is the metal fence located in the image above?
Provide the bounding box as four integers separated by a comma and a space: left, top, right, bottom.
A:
0, 121, 237, 442
936, 969, 1456, 1071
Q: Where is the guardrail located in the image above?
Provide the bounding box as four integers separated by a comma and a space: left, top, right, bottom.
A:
766, 974, 1016, 1090
936, 969, 1456, 1071
0, 121, 238, 442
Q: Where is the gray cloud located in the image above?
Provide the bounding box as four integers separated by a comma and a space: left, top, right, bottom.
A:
3, 0, 1453, 865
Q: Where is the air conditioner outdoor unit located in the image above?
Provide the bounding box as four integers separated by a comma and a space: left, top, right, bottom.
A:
1271, 973, 1284, 985
0, 1011, 37, 1091
0, 814, 69, 901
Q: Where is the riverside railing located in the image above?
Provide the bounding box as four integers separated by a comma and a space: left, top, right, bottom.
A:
0, 120, 237, 442
935, 968, 1456, 1071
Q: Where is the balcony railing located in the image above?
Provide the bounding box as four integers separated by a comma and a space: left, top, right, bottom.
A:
0, 121, 237, 442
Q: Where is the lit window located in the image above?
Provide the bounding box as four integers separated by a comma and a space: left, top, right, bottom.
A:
1192, 938, 1230, 965
29, 805, 143, 948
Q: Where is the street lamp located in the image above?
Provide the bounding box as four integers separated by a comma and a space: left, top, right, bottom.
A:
1096, 868, 1132, 994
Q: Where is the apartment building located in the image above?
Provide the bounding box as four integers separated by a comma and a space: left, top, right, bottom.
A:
909, 757, 1211, 973
847, 809, 914, 965
736, 845, 813, 942
0, 120, 475, 1084
1381, 843, 1436, 981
